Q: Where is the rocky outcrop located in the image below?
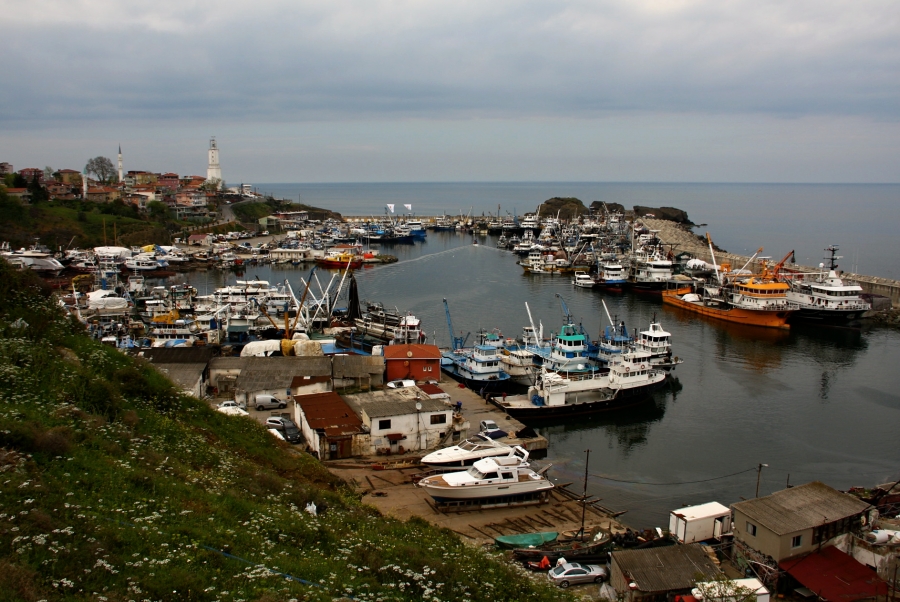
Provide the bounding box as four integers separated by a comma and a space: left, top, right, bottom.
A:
589, 201, 625, 214
541, 197, 589, 220
634, 206, 693, 225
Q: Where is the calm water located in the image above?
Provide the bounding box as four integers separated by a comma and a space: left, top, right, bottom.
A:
183, 230, 900, 528
260, 182, 900, 279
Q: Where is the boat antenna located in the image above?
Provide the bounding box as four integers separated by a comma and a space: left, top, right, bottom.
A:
581, 448, 591, 537
706, 232, 722, 284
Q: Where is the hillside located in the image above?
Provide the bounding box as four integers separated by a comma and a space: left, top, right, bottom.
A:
0, 261, 568, 601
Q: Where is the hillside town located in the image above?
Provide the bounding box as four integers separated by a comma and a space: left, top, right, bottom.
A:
0, 138, 250, 221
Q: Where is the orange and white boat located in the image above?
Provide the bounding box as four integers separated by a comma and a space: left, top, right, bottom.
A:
662, 238, 798, 329
315, 244, 363, 269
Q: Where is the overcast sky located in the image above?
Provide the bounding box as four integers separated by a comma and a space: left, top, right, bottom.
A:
2, 0, 899, 183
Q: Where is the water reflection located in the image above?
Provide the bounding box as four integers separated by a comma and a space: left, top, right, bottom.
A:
534, 379, 680, 457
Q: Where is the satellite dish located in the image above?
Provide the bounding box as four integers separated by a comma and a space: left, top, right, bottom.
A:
415, 402, 422, 411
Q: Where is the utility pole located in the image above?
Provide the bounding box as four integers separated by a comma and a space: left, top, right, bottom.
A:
581, 449, 591, 537
756, 463, 768, 498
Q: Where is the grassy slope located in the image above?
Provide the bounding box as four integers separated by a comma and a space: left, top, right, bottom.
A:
0, 261, 570, 602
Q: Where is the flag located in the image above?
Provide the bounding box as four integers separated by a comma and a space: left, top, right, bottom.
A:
404, 204, 412, 211
386, 204, 394, 213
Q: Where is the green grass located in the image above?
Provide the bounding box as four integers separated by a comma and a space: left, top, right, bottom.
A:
0, 261, 571, 601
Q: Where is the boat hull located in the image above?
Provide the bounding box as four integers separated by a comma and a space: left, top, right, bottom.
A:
789, 307, 866, 325
418, 480, 554, 502
662, 289, 792, 329
491, 378, 667, 420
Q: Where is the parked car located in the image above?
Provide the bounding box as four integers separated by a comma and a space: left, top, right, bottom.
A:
479, 420, 507, 439
265, 417, 302, 444
547, 562, 609, 588
216, 400, 249, 417
254, 394, 286, 411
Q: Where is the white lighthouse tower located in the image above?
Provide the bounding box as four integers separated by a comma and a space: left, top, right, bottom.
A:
207, 137, 222, 188
117, 144, 123, 183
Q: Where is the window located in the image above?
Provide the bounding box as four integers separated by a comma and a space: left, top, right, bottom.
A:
378, 419, 391, 430
430, 414, 447, 425
791, 535, 803, 548
746, 522, 757, 536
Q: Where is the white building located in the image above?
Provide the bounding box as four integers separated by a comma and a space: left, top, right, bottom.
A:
207, 137, 222, 185
359, 396, 452, 455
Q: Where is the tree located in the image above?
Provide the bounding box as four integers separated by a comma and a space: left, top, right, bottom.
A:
43, 166, 54, 181
28, 174, 49, 203
201, 177, 223, 192
147, 201, 170, 220
85, 156, 116, 183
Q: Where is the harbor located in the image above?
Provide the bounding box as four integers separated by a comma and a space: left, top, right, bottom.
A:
8, 202, 900, 530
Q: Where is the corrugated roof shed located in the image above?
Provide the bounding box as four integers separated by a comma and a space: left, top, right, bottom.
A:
295, 392, 362, 436
290, 375, 331, 388
332, 355, 384, 378
133, 347, 217, 364
780, 546, 887, 602
362, 397, 449, 418
150, 364, 204, 392
211, 356, 331, 392
383, 344, 441, 359
732, 482, 869, 535
613, 544, 720, 593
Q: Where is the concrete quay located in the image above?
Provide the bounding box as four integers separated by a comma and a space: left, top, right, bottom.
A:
642, 217, 900, 307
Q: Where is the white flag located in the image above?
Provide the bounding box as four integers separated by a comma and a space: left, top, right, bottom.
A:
404, 204, 412, 211
386, 204, 395, 213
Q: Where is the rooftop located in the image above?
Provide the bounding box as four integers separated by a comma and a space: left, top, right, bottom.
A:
612, 543, 720, 593
294, 392, 362, 436
732, 481, 870, 535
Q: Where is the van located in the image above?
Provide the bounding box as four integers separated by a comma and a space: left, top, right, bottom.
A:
254, 394, 286, 411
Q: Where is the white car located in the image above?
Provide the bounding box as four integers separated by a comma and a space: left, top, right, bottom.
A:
548, 562, 609, 588
216, 400, 249, 417
386, 379, 416, 389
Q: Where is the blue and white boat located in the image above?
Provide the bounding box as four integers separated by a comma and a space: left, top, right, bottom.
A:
441, 344, 511, 393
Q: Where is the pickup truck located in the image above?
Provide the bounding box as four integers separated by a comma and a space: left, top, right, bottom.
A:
216, 400, 249, 417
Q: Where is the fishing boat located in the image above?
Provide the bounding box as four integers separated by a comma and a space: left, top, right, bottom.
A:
628, 248, 674, 294
315, 247, 363, 269
495, 531, 559, 550
421, 434, 517, 470
572, 271, 595, 288
512, 527, 613, 562
784, 246, 871, 325
492, 352, 667, 419
416, 447, 553, 502
661, 240, 797, 329
634, 320, 683, 369
595, 258, 628, 292
440, 344, 512, 393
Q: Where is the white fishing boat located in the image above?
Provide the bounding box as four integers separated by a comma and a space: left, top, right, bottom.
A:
492, 352, 667, 420
416, 447, 553, 502
634, 320, 683, 369
421, 434, 516, 470
572, 271, 595, 288
784, 246, 871, 325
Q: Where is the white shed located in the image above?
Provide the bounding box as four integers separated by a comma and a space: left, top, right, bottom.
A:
669, 501, 732, 543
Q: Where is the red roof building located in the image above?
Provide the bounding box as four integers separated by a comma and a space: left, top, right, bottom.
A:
780, 546, 887, 602
294, 392, 363, 460
383, 344, 441, 383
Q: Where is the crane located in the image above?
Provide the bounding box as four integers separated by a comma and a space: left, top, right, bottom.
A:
769, 249, 796, 279
555, 293, 573, 325
443, 298, 469, 351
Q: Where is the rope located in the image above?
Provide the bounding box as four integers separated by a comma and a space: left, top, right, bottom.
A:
589, 467, 758, 486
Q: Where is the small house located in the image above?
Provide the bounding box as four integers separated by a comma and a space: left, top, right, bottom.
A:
731, 481, 872, 564
383, 343, 441, 382
294, 391, 365, 459
357, 394, 452, 455
669, 501, 732, 543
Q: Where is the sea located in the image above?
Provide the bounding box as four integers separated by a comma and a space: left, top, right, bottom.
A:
187, 182, 900, 528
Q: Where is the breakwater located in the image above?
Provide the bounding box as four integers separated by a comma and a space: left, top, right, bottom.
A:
640, 217, 900, 308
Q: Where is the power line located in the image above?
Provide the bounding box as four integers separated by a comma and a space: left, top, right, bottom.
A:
590, 467, 757, 486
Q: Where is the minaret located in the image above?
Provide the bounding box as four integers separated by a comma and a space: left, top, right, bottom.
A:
82, 168, 88, 199
207, 137, 222, 187
117, 144, 123, 183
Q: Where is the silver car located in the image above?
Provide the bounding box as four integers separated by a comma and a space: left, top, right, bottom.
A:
547, 562, 609, 588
